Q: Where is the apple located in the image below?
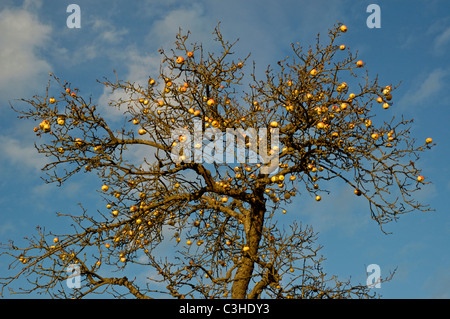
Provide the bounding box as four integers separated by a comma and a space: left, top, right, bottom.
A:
57, 117, 65, 125
53, 237, 59, 243
187, 51, 194, 58
243, 246, 250, 252
376, 96, 383, 103
138, 129, 147, 135
105, 243, 110, 248
371, 133, 379, 140
354, 189, 362, 196
49, 97, 56, 104
340, 25, 347, 32
96, 260, 101, 266
174, 183, 180, 188
310, 69, 318, 76
176, 56, 184, 64
71, 92, 76, 97
426, 137, 433, 144
186, 240, 192, 246
339, 44, 346, 50
385, 94, 392, 101
101, 185, 109, 192
148, 78, 156, 86
340, 103, 348, 110
270, 121, 279, 128
365, 119, 372, 127
194, 110, 201, 116
130, 205, 138, 212
75, 138, 83, 146
417, 175, 425, 182
382, 103, 390, 109
39, 120, 51, 133
135, 218, 142, 225
226, 240, 232, 246
207, 98, 215, 106
315, 195, 321, 201
65, 88, 71, 94
289, 175, 296, 181
317, 122, 325, 129
120, 257, 126, 263
356, 60, 364, 67
157, 100, 164, 107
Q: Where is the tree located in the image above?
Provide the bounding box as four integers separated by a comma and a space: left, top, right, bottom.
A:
0, 23, 434, 299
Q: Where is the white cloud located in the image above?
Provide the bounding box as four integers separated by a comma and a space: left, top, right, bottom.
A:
0, 6, 52, 101
0, 134, 48, 172
434, 26, 450, 52
397, 68, 450, 109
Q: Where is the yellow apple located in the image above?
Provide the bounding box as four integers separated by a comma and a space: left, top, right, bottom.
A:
187, 51, 194, 58
371, 133, 379, 140
354, 189, 362, 196
138, 129, 147, 135
315, 195, 321, 201
207, 98, 215, 106
132, 119, 139, 125
243, 246, 250, 252
340, 25, 347, 32
339, 44, 346, 50
310, 68, 318, 76
105, 243, 110, 248
49, 97, 56, 104
270, 121, 279, 128
40, 120, 51, 133
130, 205, 138, 212
356, 60, 364, 67
75, 138, 83, 147
101, 185, 109, 192
417, 175, 425, 182
426, 137, 433, 144
53, 237, 59, 243
176, 56, 184, 64
382, 103, 390, 109
186, 240, 192, 246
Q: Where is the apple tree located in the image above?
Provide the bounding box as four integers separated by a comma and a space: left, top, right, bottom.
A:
0, 24, 434, 299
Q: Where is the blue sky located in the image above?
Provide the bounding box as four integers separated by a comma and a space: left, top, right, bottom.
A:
0, 0, 449, 298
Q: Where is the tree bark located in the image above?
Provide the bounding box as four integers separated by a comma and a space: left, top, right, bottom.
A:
231, 192, 265, 299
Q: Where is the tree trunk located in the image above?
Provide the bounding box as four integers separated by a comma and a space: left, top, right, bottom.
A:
231, 195, 265, 299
